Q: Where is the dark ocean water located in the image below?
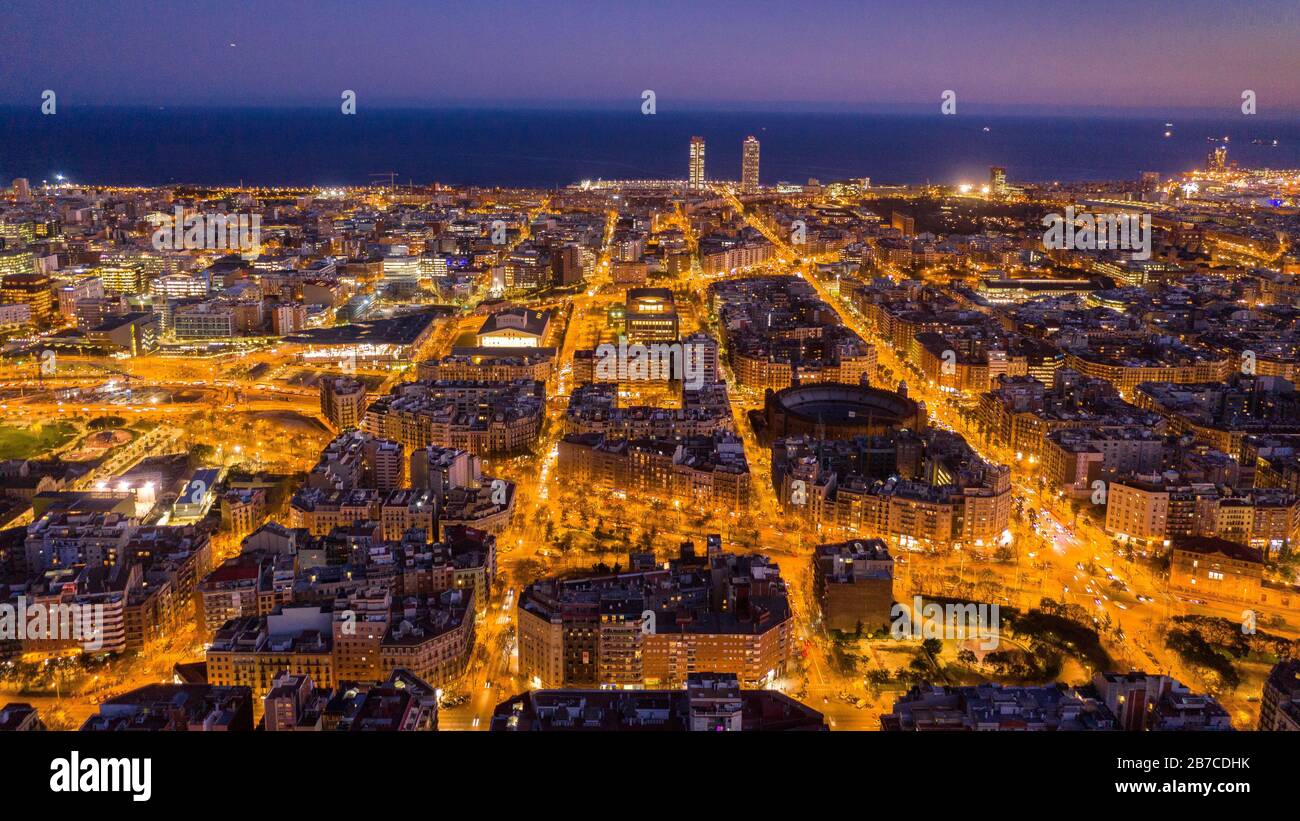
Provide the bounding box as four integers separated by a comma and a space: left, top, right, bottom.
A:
2, 106, 1299, 188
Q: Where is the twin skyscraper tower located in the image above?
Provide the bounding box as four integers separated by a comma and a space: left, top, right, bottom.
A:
688, 135, 760, 192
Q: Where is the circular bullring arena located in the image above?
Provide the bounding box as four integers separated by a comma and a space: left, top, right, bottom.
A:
759, 382, 925, 440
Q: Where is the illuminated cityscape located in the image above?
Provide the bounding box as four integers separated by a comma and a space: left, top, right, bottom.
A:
0, 1, 1299, 804
3, 142, 1299, 740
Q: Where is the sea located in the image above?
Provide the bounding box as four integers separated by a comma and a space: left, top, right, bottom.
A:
2, 106, 1299, 189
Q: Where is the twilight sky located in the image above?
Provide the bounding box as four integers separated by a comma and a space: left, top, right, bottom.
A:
3, 0, 1299, 113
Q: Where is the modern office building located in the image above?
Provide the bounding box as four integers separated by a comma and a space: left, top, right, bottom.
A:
87, 311, 159, 355
0, 249, 36, 279
989, 166, 1007, 196
0, 302, 31, 329
742, 136, 760, 193
58, 275, 105, 319
623, 287, 678, 342
689, 136, 706, 191
382, 254, 421, 282
0, 271, 53, 321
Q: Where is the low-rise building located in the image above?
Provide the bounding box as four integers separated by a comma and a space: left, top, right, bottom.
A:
264, 668, 438, 731
883, 683, 1117, 731
518, 542, 792, 689
320, 376, 367, 431
475, 307, 552, 347
80, 684, 254, 731
1258, 659, 1300, 731
363, 380, 544, 455
812, 539, 894, 633
491, 672, 825, 731
197, 551, 295, 634
0, 703, 44, 731
1091, 672, 1232, 731
557, 433, 751, 512
1168, 537, 1264, 606
221, 488, 266, 536
207, 592, 474, 700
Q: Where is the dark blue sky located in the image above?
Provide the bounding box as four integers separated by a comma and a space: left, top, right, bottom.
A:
3, 0, 1299, 113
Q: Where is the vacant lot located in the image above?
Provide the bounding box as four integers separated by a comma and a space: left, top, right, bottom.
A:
0, 422, 79, 459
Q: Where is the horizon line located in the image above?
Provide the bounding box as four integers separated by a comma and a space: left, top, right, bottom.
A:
2, 100, 1297, 119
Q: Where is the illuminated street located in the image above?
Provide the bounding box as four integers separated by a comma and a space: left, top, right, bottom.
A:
1, 6, 1299, 770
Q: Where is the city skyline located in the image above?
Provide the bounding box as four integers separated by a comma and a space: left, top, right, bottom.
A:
7, 108, 1300, 191
2, 149, 1299, 735
1, 7, 1299, 807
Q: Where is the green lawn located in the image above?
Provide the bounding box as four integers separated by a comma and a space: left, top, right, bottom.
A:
0, 422, 79, 459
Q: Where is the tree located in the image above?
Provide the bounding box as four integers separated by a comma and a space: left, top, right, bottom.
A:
511, 558, 545, 583
639, 526, 657, 552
